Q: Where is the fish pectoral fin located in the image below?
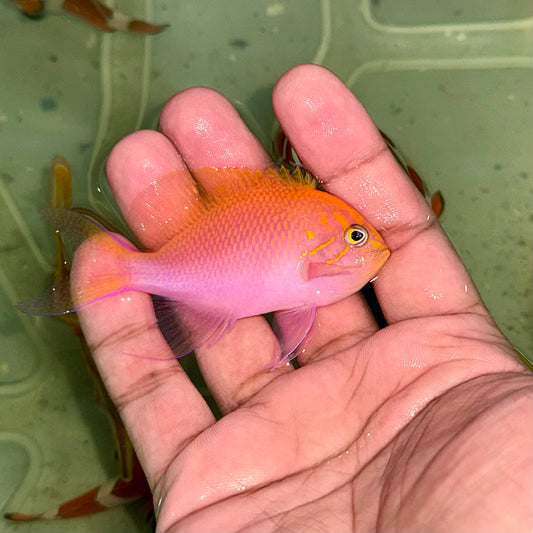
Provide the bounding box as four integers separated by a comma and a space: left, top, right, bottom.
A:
271, 307, 316, 367
152, 297, 236, 358
301, 260, 349, 281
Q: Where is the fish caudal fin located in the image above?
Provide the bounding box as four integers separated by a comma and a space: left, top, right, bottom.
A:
16, 208, 133, 316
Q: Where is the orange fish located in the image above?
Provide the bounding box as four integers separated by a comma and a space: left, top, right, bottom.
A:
18, 167, 390, 365
11, 0, 168, 34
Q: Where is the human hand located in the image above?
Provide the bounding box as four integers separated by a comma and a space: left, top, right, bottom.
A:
73, 64, 532, 532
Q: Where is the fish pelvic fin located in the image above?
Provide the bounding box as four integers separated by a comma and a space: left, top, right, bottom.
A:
16, 208, 133, 316
151, 297, 237, 359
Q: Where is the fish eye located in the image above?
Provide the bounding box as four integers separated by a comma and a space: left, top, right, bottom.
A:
344, 224, 368, 246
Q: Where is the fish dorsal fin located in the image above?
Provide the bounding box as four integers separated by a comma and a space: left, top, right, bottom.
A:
128, 166, 317, 249
192, 166, 316, 206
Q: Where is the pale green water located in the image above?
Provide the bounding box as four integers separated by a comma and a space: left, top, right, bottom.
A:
0, 1, 531, 531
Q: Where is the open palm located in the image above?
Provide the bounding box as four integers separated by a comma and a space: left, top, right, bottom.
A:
73, 65, 531, 532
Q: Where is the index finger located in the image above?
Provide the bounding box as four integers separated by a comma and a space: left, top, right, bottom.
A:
273, 65, 487, 323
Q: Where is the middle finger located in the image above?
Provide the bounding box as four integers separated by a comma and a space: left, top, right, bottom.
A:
159, 88, 295, 412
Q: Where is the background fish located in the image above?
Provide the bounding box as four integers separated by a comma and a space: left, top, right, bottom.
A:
10, 0, 168, 34
18, 167, 390, 365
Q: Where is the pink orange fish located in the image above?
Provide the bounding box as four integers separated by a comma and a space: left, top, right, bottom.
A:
18, 167, 390, 365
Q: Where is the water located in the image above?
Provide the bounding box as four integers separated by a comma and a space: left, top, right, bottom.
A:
0, 1, 531, 531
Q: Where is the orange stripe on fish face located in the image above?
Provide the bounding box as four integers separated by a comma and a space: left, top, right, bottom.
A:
301, 207, 360, 264
332, 210, 350, 230
326, 244, 349, 264
320, 209, 355, 264
299, 233, 336, 261
308, 236, 335, 257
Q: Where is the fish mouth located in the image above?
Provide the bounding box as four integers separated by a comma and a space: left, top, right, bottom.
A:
355, 246, 390, 276
371, 246, 391, 272
379, 247, 391, 263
